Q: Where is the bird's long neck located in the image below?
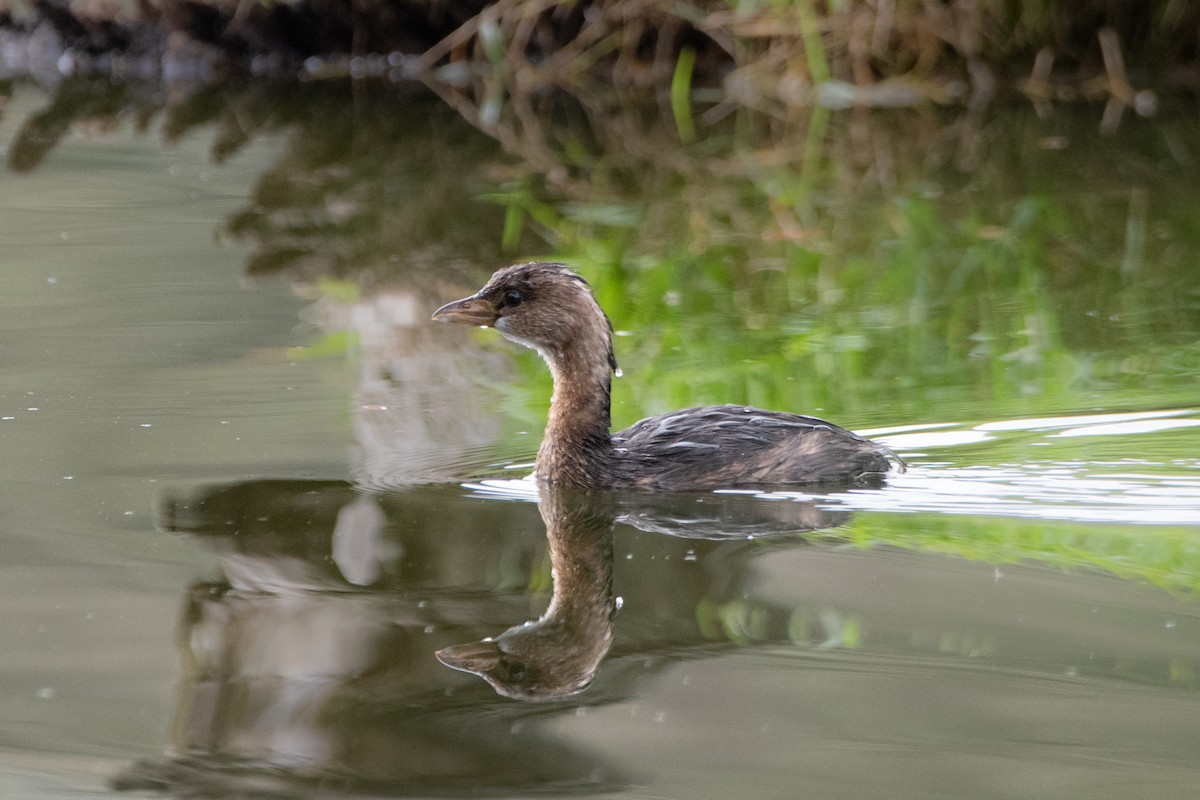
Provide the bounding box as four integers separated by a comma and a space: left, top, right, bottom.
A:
536, 336, 615, 486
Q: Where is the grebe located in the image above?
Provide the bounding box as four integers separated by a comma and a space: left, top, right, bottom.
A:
432, 262, 903, 490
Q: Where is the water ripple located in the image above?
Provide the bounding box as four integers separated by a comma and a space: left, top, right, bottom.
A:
468, 408, 1200, 526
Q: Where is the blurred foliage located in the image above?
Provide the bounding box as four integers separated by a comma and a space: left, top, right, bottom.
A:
4, 0, 1197, 114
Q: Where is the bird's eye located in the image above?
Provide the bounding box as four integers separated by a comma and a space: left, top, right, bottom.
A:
502, 289, 525, 309
500, 660, 529, 683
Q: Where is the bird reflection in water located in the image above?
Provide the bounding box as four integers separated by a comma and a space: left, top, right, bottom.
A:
115, 481, 626, 796
436, 484, 617, 701
435, 480, 858, 701
114, 477, 855, 794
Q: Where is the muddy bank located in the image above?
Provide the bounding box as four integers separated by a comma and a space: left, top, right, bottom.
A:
2, 0, 1198, 109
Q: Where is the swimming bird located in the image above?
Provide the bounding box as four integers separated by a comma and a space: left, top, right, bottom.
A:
432, 262, 903, 490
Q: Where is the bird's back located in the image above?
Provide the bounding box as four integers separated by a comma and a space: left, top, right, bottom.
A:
609, 404, 901, 491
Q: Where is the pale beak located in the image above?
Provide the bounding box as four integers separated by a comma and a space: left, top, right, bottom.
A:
431, 295, 499, 327
436, 640, 501, 674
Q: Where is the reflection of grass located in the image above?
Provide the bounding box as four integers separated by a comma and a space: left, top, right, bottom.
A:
688, 515, 1200, 689
486, 109, 1200, 434
823, 514, 1200, 596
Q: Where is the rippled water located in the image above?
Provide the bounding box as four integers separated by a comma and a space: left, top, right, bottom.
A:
1, 81, 1199, 799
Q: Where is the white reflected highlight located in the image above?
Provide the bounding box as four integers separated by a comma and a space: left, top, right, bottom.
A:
878, 430, 993, 449
1050, 419, 1200, 438
779, 464, 1200, 526
975, 409, 1193, 432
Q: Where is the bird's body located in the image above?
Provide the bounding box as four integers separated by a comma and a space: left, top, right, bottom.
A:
609, 405, 894, 490
433, 262, 903, 490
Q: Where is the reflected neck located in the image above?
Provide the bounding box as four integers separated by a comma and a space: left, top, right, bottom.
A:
539, 486, 616, 634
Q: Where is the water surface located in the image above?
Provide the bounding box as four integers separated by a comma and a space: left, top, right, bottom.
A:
0, 80, 1198, 799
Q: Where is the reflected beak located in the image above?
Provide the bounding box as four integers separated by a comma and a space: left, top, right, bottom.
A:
431, 295, 499, 327
436, 640, 501, 674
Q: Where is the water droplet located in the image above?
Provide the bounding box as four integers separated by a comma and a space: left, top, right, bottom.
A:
1165, 620, 1177, 629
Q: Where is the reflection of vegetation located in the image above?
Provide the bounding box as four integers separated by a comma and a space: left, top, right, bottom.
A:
481, 105, 1200, 432
6, 77, 1194, 430
203, 82, 511, 279
682, 513, 1200, 690
4, 78, 159, 172
3, 78, 512, 277
828, 514, 1200, 596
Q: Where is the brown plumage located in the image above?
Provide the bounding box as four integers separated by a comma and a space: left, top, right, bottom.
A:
433, 262, 904, 490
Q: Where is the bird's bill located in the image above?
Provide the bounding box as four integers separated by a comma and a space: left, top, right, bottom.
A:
435, 640, 501, 673
431, 295, 499, 326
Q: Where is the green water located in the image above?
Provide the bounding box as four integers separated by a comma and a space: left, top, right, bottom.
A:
0, 80, 1198, 799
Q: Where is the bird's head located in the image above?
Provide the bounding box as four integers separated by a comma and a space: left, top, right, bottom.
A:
432, 262, 617, 373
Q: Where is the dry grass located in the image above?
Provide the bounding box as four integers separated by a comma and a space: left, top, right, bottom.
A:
405, 1, 1197, 207
412, 0, 1197, 133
